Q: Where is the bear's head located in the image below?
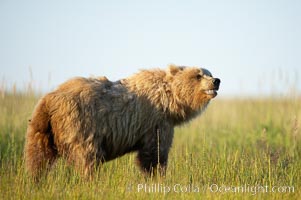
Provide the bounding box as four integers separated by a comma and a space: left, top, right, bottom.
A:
167, 65, 220, 113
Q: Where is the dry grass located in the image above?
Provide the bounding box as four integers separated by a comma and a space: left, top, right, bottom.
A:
0, 91, 300, 199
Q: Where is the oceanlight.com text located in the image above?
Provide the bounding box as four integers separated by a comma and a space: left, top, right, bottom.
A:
209, 184, 295, 195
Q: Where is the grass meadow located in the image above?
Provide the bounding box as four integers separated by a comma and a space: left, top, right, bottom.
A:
0, 88, 300, 199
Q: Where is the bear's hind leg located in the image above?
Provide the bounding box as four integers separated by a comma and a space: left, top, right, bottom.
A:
24, 128, 58, 181
24, 98, 58, 181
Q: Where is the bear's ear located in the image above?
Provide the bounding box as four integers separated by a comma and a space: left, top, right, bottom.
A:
167, 64, 183, 76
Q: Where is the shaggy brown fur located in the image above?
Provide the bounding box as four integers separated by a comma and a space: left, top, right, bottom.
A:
24, 65, 220, 180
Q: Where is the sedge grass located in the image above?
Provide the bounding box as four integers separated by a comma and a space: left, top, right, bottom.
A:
0, 92, 300, 199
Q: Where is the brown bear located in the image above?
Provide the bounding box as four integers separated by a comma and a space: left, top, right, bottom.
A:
24, 65, 220, 180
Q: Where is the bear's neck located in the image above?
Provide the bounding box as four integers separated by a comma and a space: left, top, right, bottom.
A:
121, 70, 207, 125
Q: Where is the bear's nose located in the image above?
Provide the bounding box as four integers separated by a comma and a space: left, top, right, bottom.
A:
213, 78, 220, 88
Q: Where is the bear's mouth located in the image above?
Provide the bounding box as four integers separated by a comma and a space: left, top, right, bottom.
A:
204, 90, 217, 96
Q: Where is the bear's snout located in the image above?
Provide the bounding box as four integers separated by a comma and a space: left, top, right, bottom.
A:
213, 78, 220, 90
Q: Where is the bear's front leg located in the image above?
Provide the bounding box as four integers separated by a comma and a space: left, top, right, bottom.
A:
136, 123, 174, 177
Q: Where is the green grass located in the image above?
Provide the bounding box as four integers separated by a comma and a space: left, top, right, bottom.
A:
0, 92, 300, 199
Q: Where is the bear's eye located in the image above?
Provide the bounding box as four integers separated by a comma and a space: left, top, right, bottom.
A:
196, 74, 202, 80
